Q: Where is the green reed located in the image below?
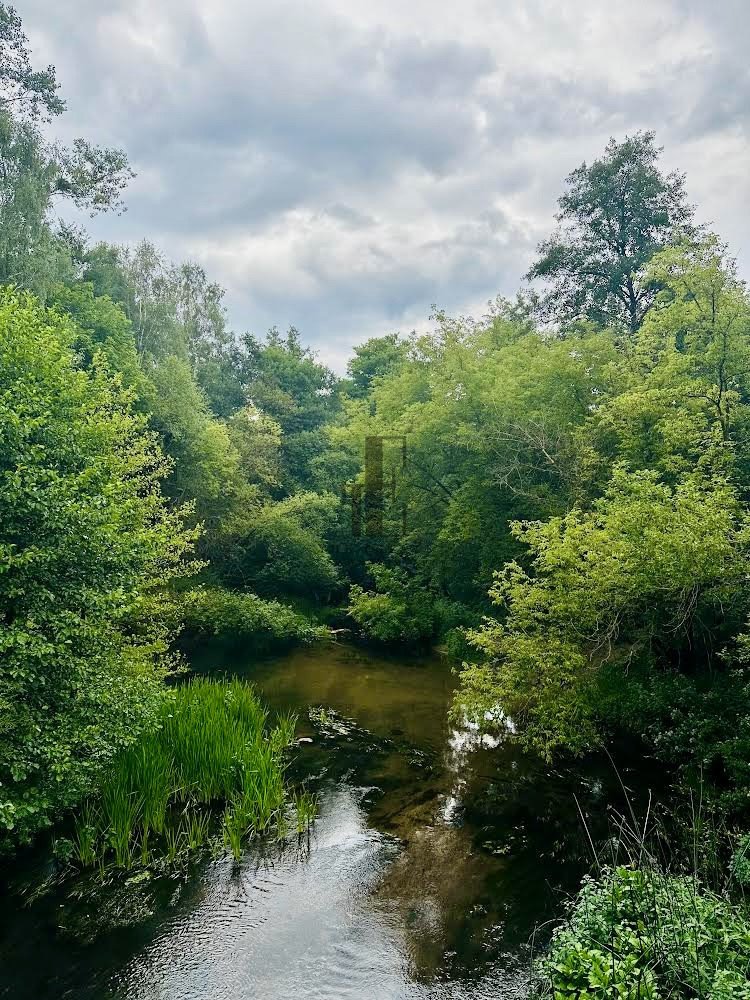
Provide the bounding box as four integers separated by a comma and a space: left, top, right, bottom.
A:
71, 678, 298, 871
293, 788, 320, 834
222, 802, 245, 861
71, 800, 100, 867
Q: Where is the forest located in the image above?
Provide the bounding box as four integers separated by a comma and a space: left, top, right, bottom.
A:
2, 4, 750, 997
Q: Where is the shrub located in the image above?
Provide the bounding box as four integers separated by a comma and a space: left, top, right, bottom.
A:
535, 865, 750, 999
179, 587, 327, 649
347, 563, 467, 645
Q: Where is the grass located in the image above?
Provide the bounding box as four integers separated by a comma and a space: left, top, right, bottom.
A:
293, 788, 320, 835
70, 678, 298, 871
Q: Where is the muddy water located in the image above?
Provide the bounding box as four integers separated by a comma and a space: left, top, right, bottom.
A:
0, 641, 653, 999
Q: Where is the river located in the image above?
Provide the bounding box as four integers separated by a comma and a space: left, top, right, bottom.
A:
0, 640, 656, 999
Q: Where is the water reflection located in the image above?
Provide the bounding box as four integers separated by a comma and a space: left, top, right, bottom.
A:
112, 779, 529, 1000
0, 640, 658, 999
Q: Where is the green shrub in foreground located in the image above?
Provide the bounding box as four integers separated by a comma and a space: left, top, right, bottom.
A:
0, 290, 198, 847
535, 865, 750, 999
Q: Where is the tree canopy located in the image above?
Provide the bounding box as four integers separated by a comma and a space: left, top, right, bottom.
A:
527, 132, 694, 334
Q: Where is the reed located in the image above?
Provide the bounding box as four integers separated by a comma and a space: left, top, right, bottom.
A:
293, 788, 320, 834
223, 802, 245, 861
71, 678, 297, 870
71, 800, 100, 867
182, 807, 211, 850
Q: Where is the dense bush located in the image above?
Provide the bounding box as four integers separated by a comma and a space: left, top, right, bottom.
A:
593, 664, 750, 820
0, 290, 197, 845
536, 865, 750, 999
180, 587, 327, 649
348, 563, 468, 645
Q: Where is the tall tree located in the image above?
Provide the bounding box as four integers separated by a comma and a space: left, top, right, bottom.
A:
0, 3, 64, 120
527, 132, 694, 335
0, 290, 198, 842
0, 4, 133, 295
346, 333, 409, 398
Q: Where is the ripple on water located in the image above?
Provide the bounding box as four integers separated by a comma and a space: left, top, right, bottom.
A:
108, 780, 528, 1000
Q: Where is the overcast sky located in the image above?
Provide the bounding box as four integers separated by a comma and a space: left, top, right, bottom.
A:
20, 0, 750, 371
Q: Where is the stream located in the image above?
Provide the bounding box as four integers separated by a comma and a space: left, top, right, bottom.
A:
0, 640, 660, 999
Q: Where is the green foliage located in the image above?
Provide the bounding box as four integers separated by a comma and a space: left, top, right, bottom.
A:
731, 836, 750, 888
345, 333, 409, 398
227, 404, 283, 491
180, 588, 327, 648
49, 280, 143, 388
214, 492, 341, 599
457, 240, 750, 760
460, 468, 749, 756
239, 327, 341, 489
292, 788, 320, 834
596, 664, 750, 819
0, 4, 65, 120
142, 354, 242, 524
332, 304, 619, 604
72, 678, 296, 869
527, 131, 695, 333
0, 5, 131, 294
348, 563, 467, 644
535, 866, 750, 999
0, 290, 198, 844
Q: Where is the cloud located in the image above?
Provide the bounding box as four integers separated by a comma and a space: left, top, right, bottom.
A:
21, 0, 750, 371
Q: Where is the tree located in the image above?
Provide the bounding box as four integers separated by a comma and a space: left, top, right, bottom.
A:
458, 469, 749, 756
334, 306, 617, 604
346, 333, 409, 398
141, 355, 241, 527
0, 290, 198, 843
458, 244, 750, 757
527, 132, 694, 335
584, 239, 750, 488
0, 4, 64, 120
240, 328, 340, 490
84, 242, 184, 358
227, 404, 283, 493
0, 5, 133, 294
84, 243, 245, 416
49, 280, 143, 389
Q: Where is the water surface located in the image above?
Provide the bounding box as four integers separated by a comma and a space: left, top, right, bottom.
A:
0, 640, 653, 999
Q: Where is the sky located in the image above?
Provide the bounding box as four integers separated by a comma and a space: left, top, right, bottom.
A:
20, 0, 750, 372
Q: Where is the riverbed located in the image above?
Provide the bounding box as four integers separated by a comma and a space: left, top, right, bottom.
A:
0, 640, 654, 999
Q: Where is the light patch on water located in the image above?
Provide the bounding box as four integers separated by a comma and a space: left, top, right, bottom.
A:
108, 780, 528, 1000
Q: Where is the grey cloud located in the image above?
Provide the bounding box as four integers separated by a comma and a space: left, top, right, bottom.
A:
320, 204, 376, 228
18, 0, 750, 371
380, 36, 496, 99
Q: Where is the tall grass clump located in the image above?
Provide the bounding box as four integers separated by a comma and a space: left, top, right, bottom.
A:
293, 789, 319, 835
71, 678, 297, 870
